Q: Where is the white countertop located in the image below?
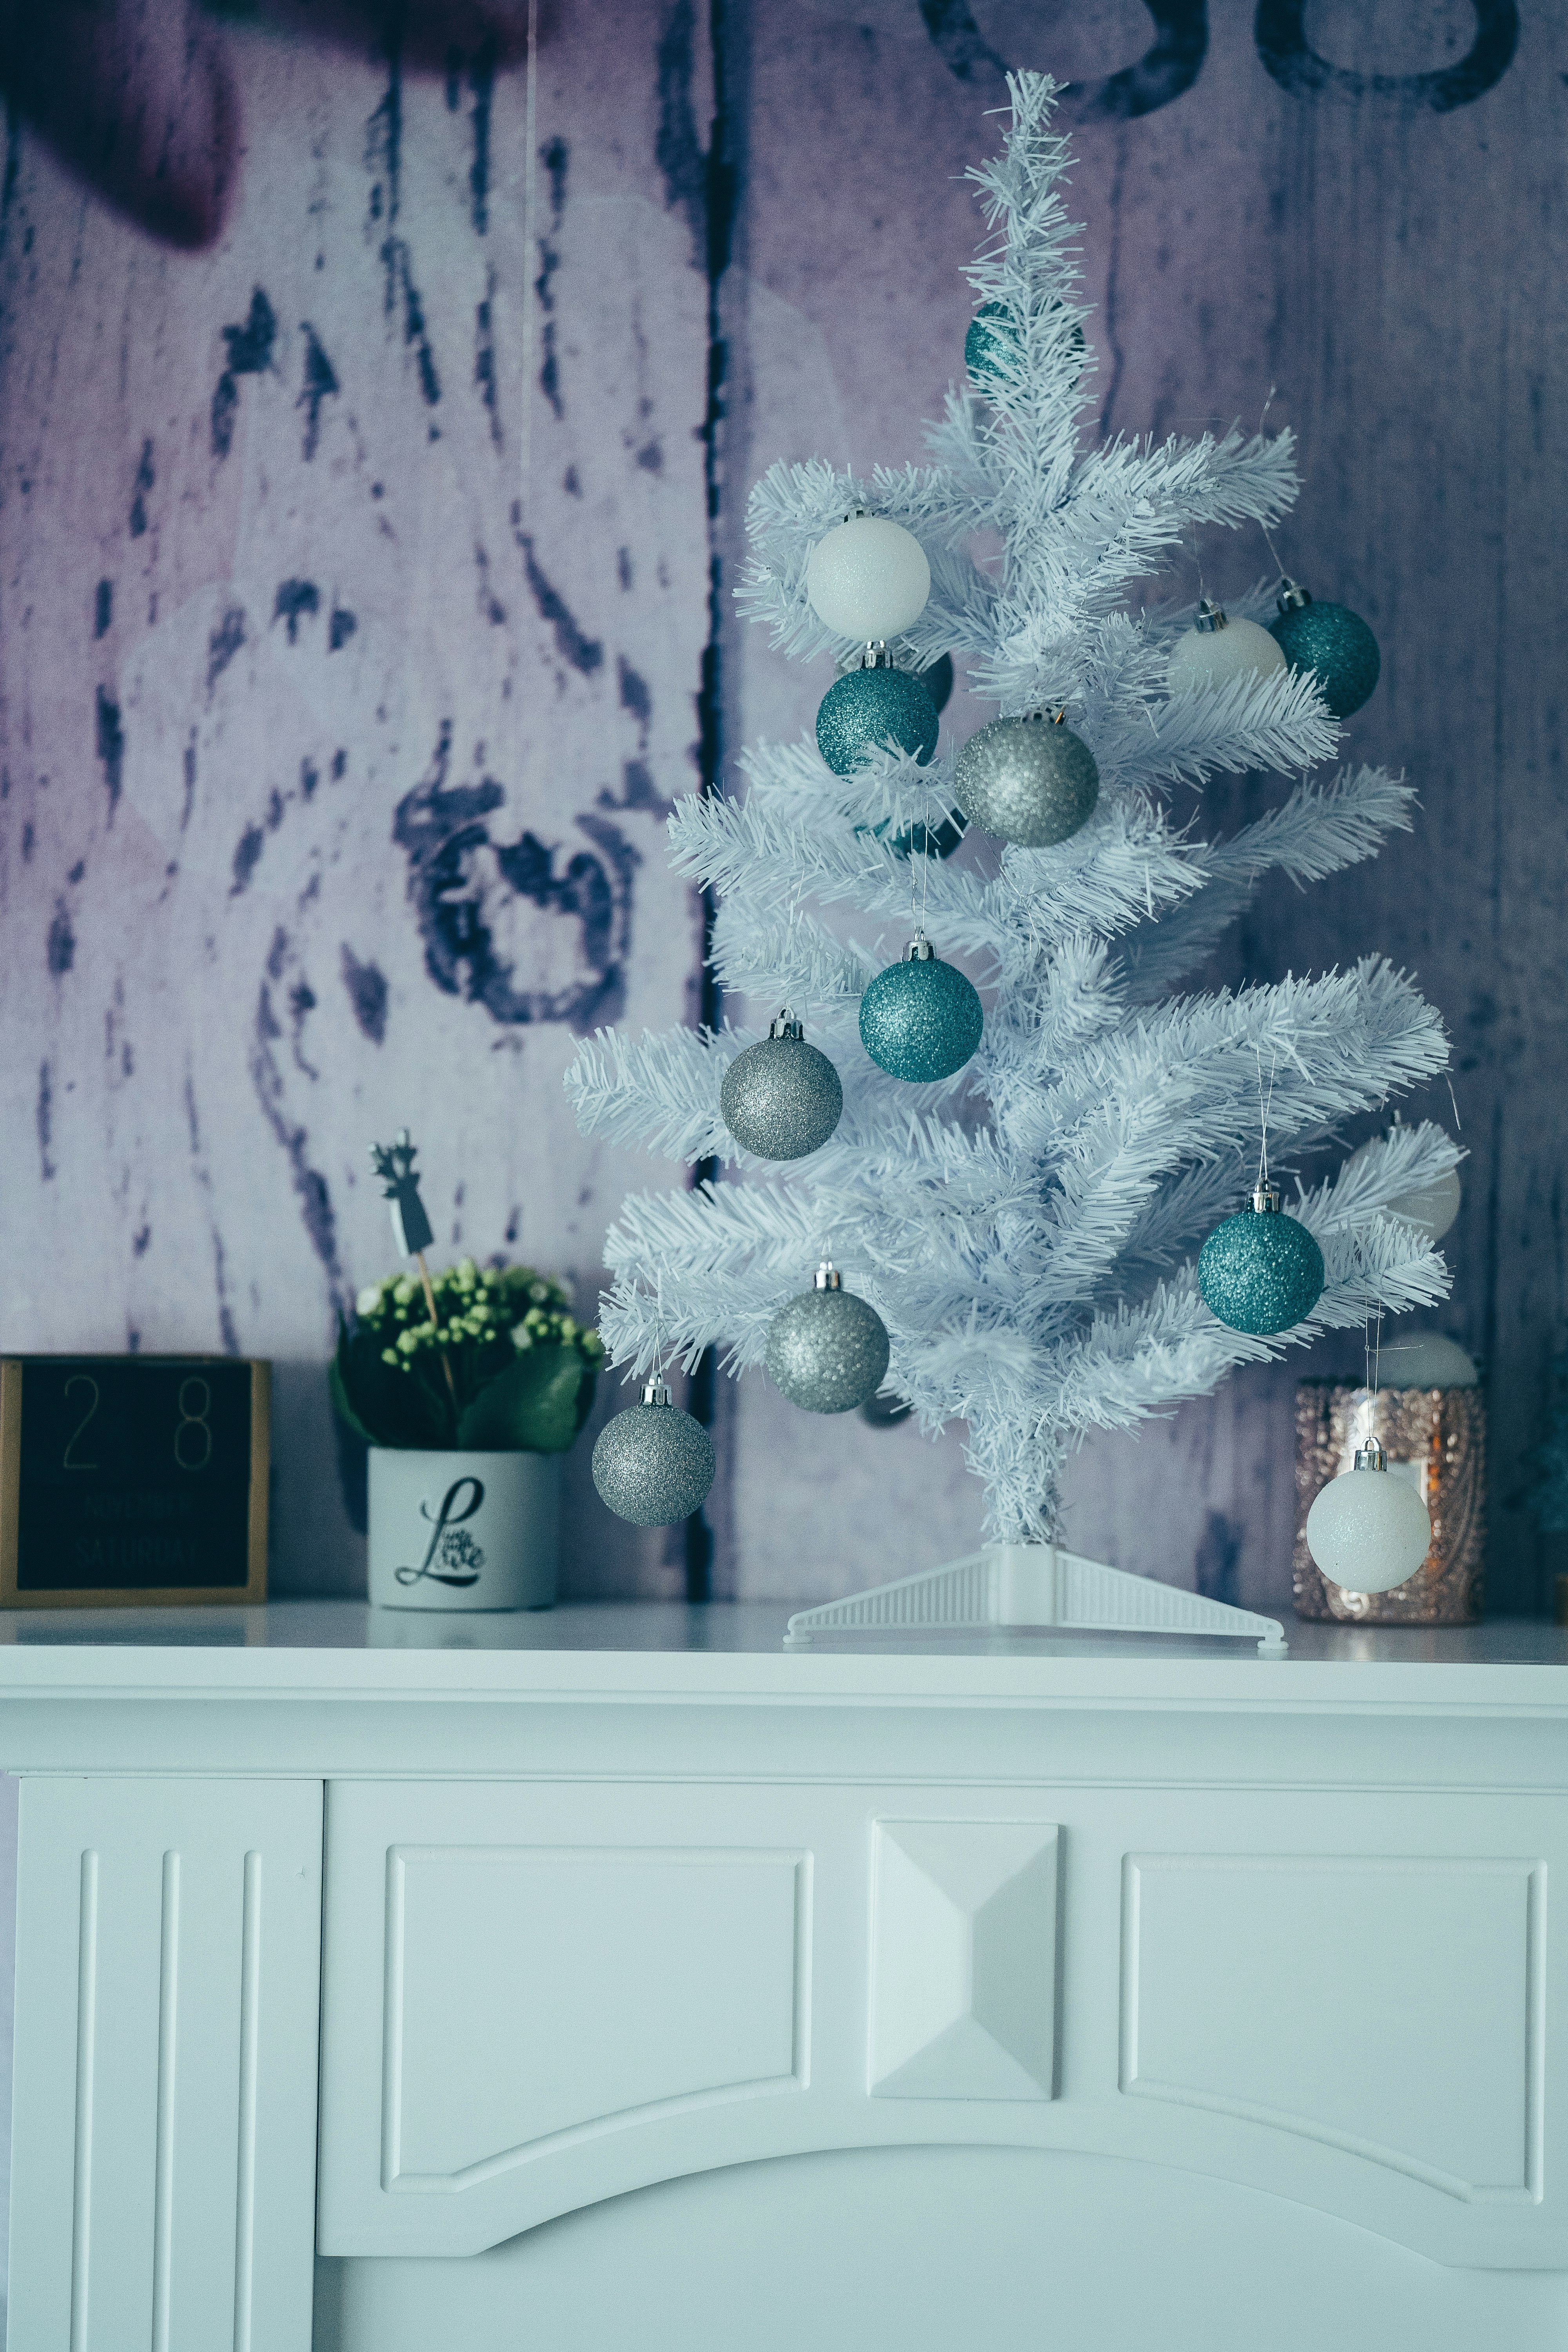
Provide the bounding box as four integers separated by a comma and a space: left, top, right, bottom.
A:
0, 1599, 1561, 1713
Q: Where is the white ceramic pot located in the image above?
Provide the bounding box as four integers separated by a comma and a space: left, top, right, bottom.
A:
368, 1449, 559, 1611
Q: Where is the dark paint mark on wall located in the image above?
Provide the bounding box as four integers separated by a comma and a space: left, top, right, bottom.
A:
207, 606, 245, 693
36, 1061, 53, 1180
128, 439, 154, 536
475, 283, 501, 446
67, 859, 84, 885
656, 0, 707, 263
94, 579, 112, 637
475, 544, 506, 626
392, 723, 634, 1032
341, 944, 389, 1044
535, 135, 566, 421
232, 823, 265, 896
274, 579, 320, 643
211, 287, 277, 459
636, 441, 663, 474
1254, 0, 1517, 107
301, 758, 319, 800
563, 464, 581, 497
47, 902, 74, 975
919, 0, 1207, 121
298, 323, 339, 459
469, 37, 496, 233
617, 547, 633, 591
133, 1225, 151, 1256
95, 687, 124, 818
329, 607, 358, 652
1194, 1507, 1242, 1605
515, 530, 603, 673
181, 735, 197, 830
250, 928, 343, 1299
383, 238, 441, 410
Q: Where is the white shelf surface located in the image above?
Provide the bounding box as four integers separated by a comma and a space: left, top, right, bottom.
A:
0, 1599, 1561, 1710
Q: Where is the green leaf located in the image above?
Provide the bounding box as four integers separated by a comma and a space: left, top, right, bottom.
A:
457, 1344, 591, 1454
332, 1319, 452, 1450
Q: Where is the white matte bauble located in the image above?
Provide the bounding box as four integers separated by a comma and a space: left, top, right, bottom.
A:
1305, 1459, 1432, 1594
1387, 1165, 1461, 1244
806, 514, 931, 642
1169, 601, 1288, 692
1378, 1331, 1477, 1388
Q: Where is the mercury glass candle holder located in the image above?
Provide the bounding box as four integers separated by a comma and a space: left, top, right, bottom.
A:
1293, 1379, 1487, 1624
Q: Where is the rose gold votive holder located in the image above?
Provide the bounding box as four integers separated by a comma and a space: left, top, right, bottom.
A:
1294, 1379, 1487, 1624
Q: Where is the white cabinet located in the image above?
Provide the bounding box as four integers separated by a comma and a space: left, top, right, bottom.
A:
317, 1775, 1566, 2270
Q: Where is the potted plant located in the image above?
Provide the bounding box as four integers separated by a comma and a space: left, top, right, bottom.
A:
333, 1134, 604, 1609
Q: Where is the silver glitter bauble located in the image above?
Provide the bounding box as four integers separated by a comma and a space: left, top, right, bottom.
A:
592, 1381, 716, 1525
765, 1263, 890, 1415
954, 714, 1099, 847
720, 1014, 843, 1160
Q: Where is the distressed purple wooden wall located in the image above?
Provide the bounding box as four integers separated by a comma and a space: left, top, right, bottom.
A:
0, 0, 1562, 1616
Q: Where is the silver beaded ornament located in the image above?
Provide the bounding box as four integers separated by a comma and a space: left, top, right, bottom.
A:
954, 713, 1099, 848
720, 1013, 843, 1161
765, 1262, 890, 1415
592, 1379, 716, 1524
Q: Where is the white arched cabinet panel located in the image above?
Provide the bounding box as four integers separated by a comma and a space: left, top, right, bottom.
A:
318, 1778, 1568, 2271
1121, 1853, 1544, 2204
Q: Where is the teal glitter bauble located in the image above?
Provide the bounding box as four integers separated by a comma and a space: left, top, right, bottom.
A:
890, 808, 968, 860
859, 942, 983, 1083
1198, 1198, 1326, 1336
965, 300, 1086, 392
817, 665, 938, 778
1268, 589, 1381, 719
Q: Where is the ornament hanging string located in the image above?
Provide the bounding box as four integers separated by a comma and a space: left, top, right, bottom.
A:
1254, 386, 1288, 579
1255, 1044, 1278, 1193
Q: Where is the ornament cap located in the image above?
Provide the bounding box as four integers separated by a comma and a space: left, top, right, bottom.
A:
1277, 576, 1313, 614
814, 1260, 843, 1291
856, 640, 895, 670
1354, 1437, 1389, 1472
906, 933, 936, 962
768, 1009, 805, 1040
1251, 1183, 1281, 1214
1195, 597, 1227, 635
639, 1378, 673, 1408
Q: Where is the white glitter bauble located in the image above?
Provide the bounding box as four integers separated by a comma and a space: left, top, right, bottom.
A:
806, 514, 930, 641
1305, 1456, 1432, 1594
1169, 603, 1288, 692
1387, 1165, 1461, 1244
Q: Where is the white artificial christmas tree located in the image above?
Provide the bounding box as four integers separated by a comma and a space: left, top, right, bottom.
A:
567, 73, 1457, 1649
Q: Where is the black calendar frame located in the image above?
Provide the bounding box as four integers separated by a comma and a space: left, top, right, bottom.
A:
0, 1357, 269, 1608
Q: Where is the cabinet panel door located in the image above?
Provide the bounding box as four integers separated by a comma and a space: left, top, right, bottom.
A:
8, 1775, 323, 2352
318, 1781, 1062, 2256
318, 1777, 1568, 2269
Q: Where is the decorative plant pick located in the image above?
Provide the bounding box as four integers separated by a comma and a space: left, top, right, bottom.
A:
369, 1129, 456, 1413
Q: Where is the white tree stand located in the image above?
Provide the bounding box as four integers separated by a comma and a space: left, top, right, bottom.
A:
783, 1542, 1288, 1655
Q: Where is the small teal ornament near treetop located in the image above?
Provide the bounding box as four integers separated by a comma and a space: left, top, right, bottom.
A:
859, 933, 983, 1084
965, 299, 1086, 394
1199, 1184, 1326, 1337
816, 646, 938, 777
1268, 578, 1381, 719
765, 1262, 891, 1414
592, 1378, 716, 1525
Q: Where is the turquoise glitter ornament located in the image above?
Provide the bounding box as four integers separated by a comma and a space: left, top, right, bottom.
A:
817, 648, 938, 778
1198, 1186, 1326, 1337
592, 1379, 715, 1525
765, 1261, 890, 1415
965, 299, 1086, 393
1268, 579, 1381, 719
859, 933, 983, 1084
